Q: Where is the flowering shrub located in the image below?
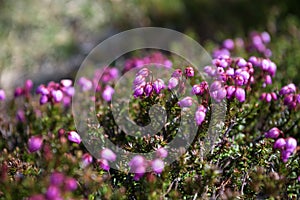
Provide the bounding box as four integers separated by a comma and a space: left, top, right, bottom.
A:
0, 32, 300, 199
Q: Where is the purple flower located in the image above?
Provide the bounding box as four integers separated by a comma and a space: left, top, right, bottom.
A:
237, 58, 247, 67
204, 66, 216, 77
82, 153, 93, 168
223, 39, 235, 50
45, 185, 61, 200
156, 147, 168, 158
36, 85, 49, 95
235, 87, 245, 102
0, 89, 6, 101
14, 87, 24, 97
226, 86, 236, 99
195, 109, 206, 126
144, 82, 153, 97
129, 155, 146, 169
51, 90, 63, 103
153, 79, 165, 94
78, 77, 93, 91
281, 150, 292, 163
265, 127, 281, 139
171, 69, 182, 78
50, 172, 65, 186
185, 67, 194, 77
25, 79, 33, 91
28, 136, 43, 153
100, 148, 117, 162
136, 68, 150, 77
210, 82, 227, 103
67, 131, 81, 144
264, 75, 272, 85
133, 86, 144, 98
168, 77, 179, 90
133, 165, 146, 180
40, 95, 49, 105
265, 93, 272, 102
274, 138, 286, 149
178, 97, 193, 108
16, 109, 25, 122
102, 85, 114, 102
279, 83, 297, 95
98, 159, 110, 171
60, 79, 73, 87
261, 32, 271, 43
285, 137, 297, 152
64, 177, 78, 191
133, 75, 146, 86
151, 159, 164, 174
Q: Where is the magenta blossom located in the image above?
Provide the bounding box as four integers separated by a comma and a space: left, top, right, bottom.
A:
82, 153, 93, 168
67, 131, 81, 144
64, 177, 78, 191
178, 97, 193, 108
28, 136, 43, 153
100, 148, 117, 162
151, 159, 164, 174
265, 127, 281, 139
156, 147, 168, 158
102, 85, 115, 102
0, 89, 6, 101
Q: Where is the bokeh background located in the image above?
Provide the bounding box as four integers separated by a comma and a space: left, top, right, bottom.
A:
1, 0, 300, 91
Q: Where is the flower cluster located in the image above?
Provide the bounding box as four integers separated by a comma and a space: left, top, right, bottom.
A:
36, 79, 74, 106
213, 31, 271, 58
124, 52, 172, 72
265, 127, 298, 163
29, 172, 77, 200
132, 68, 165, 98
129, 147, 168, 180
14, 79, 33, 98
279, 83, 300, 109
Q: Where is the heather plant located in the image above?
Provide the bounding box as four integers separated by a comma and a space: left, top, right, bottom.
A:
1, 31, 300, 200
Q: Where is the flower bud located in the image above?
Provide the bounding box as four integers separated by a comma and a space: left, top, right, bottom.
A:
67, 131, 81, 144
28, 136, 43, 153
274, 138, 286, 149
100, 148, 117, 162
265, 127, 280, 139
151, 159, 164, 174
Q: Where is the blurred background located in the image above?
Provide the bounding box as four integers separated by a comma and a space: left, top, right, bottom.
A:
1, 0, 300, 91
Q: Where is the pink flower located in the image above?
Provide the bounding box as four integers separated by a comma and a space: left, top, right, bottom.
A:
178, 97, 193, 108
265, 127, 281, 139
185, 67, 194, 77
98, 159, 110, 171
285, 137, 297, 152
144, 82, 153, 97
171, 69, 182, 78
222, 39, 234, 50
50, 172, 65, 186
235, 87, 245, 102
28, 136, 43, 153
78, 77, 93, 91
45, 185, 61, 200
82, 153, 93, 168
51, 90, 63, 103
0, 89, 6, 101
153, 79, 165, 94
151, 159, 164, 174
195, 109, 206, 126
67, 131, 81, 144
102, 85, 114, 102
274, 138, 286, 149
100, 148, 117, 162
168, 77, 179, 90
64, 177, 78, 191
156, 147, 168, 158
60, 79, 73, 87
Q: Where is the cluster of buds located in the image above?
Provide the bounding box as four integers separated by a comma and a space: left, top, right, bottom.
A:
98, 148, 117, 171
29, 172, 77, 200
36, 79, 74, 106
259, 92, 277, 102
14, 79, 33, 98
265, 127, 297, 163
278, 83, 300, 109
274, 137, 297, 163
212, 31, 271, 58
124, 52, 172, 72
132, 68, 165, 98
129, 147, 168, 180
